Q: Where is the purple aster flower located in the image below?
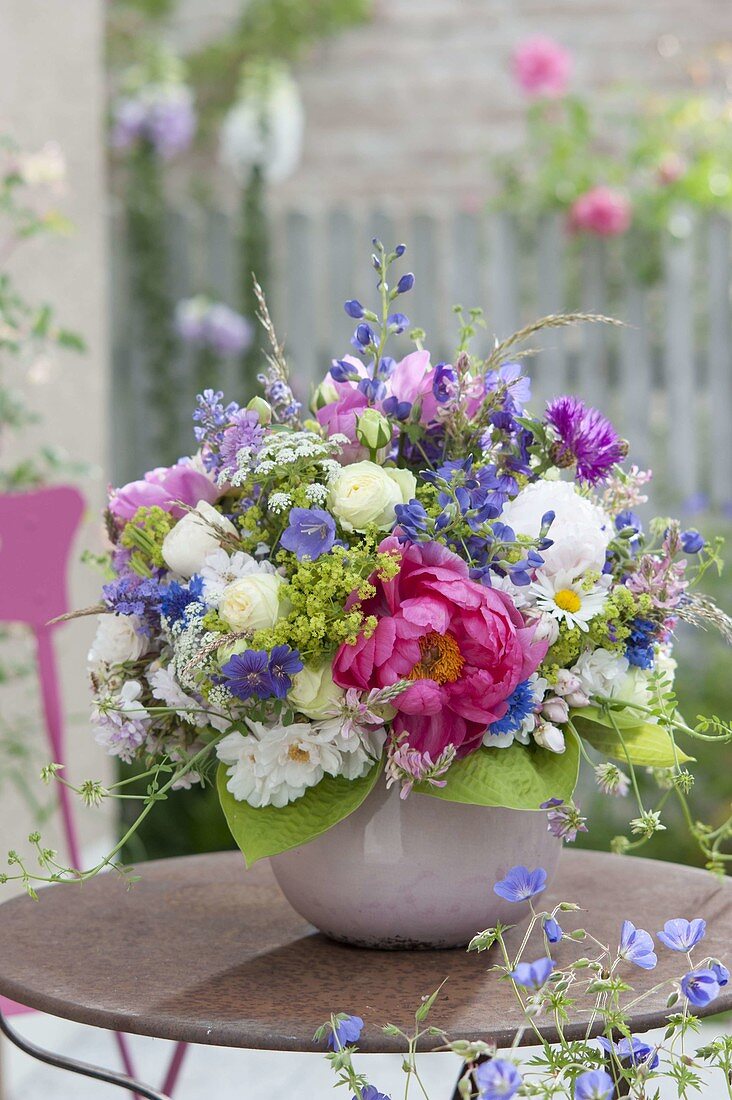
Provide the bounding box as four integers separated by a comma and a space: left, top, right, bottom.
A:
543, 916, 563, 943
619, 920, 657, 970
681, 967, 721, 1008
267, 645, 303, 698
493, 865, 547, 903
474, 1058, 522, 1099
681, 528, 705, 554
327, 1013, 364, 1049
510, 956, 554, 989
657, 918, 706, 953
545, 395, 627, 484
219, 409, 264, 473
219, 650, 272, 701
711, 961, 730, 986
574, 1069, 614, 1099
598, 1035, 659, 1069
280, 507, 337, 561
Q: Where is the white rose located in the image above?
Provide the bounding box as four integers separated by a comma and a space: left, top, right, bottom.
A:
88, 614, 147, 666
161, 500, 238, 578
288, 661, 344, 719
328, 461, 417, 532
500, 479, 612, 578
219, 572, 288, 632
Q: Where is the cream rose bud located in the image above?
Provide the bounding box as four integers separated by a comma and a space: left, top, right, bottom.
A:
219, 573, 289, 632
161, 500, 238, 578
328, 460, 417, 532
288, 661, 344, 719
534, 721, 566, 754
88, 614, 147, 666
356, 408, 392, 451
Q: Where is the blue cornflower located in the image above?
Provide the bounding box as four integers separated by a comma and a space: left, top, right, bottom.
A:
510, 956, 554, 990
711, 961, 730, 986
487, 679, 536, 738
574, 1069, 614, 1099
598, 1035, 659, 1069
625, 618, 657, 670
394, 499, 429, 542
618, 920, 657, 970
396, 271, 414, 294
543, 917, 563, 944
161, 576, 204, 626
219, 650, 271, 701
344, 299, 365, 319
474, 1059, 522, 1099
681, 528, 705, 553
493, 865, 547, 903
327, 1014, 364, 1049
657, 918, 706, 953
280, 508, 336, 561
267, 645, 303, 699
681, 967, 721, 1008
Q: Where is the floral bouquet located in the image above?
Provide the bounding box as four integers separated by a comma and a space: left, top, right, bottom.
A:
81, 240, 732, 883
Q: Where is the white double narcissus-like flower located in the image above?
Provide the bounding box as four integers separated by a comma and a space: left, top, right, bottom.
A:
531, 570, 608, 632
217, 718, 339, 808
88, 614, 148, 666
572, 649, 629, 697
500, 478, 612, 578
200, 547, 276, 608
328, 460, 417, 533
161, 500, 237, 578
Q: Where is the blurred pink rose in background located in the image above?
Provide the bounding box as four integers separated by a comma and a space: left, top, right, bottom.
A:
569, 186, 632, 237
513, 36, 572, 99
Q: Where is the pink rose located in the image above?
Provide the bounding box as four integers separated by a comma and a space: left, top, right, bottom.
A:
569, 186, 632, 237
513, 37, 572, 99
333, 539, 547, 758
109, 461, 219, 521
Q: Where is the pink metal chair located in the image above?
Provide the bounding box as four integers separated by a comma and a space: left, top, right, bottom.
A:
0, 486, 187, 1094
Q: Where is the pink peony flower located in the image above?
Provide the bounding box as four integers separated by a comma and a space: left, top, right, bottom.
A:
569, 187, 632, 237
109, 461, 220, 521
332, 539, 547, 759
513, 37, 572, 99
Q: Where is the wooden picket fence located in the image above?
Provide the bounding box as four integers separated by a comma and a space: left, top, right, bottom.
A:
110, 205, 732, 511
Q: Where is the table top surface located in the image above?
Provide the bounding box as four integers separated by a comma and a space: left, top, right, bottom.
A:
0, 849, 730, 1053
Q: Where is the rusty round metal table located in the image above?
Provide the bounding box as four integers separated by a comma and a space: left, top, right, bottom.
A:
0, 849, 731, 1098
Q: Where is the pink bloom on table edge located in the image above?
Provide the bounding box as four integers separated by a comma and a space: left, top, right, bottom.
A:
332, 538, 547, 758
513, 36, 572, 99
569, 187, 632, 237
109, 460, 219, 520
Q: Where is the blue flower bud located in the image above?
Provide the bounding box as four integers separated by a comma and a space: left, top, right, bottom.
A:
354, 323, 374, 349
371, 253, 381, 271
394, 243, 407, 257
396, 272, 415, 294
344, 299, 365, 319
541, 510, 556, 530
330, 359, 358, 383
681, 529, 705, 554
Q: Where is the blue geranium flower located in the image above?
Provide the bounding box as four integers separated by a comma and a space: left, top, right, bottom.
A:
355, 1088, 391, 1100
681, 528, 705, 553
543, 917, 563, 944
574, 1069, 614, 1099
267, 645, 303, 699
510, 956, 554, 990
280, 507, 336, 561
219, 650, 272, 701
474, 1059, 522, 1100
598, 1035, 659, 1069
681, 968, 721, 1008
327, 1014, 364, 1049
494, 865, 547, 903
711, 961, 730, 986
618, 920, 657, 970
657, 918, 706, 953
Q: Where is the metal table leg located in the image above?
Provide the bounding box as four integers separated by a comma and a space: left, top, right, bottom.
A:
0, 1007, 171, 1099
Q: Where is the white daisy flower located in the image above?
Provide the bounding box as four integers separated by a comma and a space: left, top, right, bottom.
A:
199, 548, 275, 607
530, 571, 608, 632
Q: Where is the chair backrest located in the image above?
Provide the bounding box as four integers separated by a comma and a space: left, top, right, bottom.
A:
0, 486, 85, 627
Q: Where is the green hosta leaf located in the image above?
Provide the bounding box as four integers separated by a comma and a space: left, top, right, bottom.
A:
571, 706, 692, 767
217, 759, 382, 867
415, 738, 579, 810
